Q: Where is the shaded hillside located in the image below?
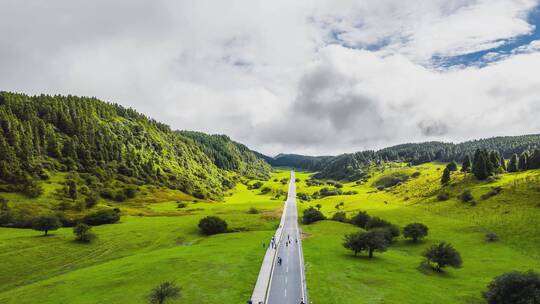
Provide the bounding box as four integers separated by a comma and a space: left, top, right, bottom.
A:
267, 154, 333, 171
0, 92, 269, 200
178, 131, 271, 179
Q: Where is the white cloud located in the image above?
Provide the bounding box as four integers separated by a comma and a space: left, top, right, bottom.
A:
0, 0, 539, 155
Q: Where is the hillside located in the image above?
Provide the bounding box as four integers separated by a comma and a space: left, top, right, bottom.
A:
294, 163, 540, 303
178, 131, 271, 180
0, 92, 271, 225
271, 135, 540, 180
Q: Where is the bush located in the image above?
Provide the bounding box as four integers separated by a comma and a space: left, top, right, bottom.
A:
198, 216, 228, 235
485, 232, 499, 242
422, 242, 462, 272
411, 171, 421, 178
23, 180, 43, 198
302, 207, 326, 224
460, 189, 474, 202
113, 192, 127, 202
176, 201, 187, 208
250, 181, 264, 190
83, 209, 121, 226
32, 215, 61, 236
437, 191, 451, 201
483, 270, 540, 304
373, 172, 410, 189
100, 188, 114, 200
73, 223, 95, 242
260, 187, 272, 194
247, 207, 259, 214
482, 187, 503, 200
297, 193, 311, 201
331, 211, 347, 222
350, 211, 370, 228
55, 212, 78, 227
147, 281, 181, 304
124, 187, 137, 198
317, 187, 343, 197
85, 194, 99, 208
403, 223, 429, 242
365, 217, 393, 230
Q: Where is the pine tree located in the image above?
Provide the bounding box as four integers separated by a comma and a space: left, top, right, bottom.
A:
507, 154, 519, 172
489, 151, 501, 170
472, 149, 489, 180
461, 155, 472, 172
441, 167, 451, 185
526, 149, 540, 169
518, 152, 528, 171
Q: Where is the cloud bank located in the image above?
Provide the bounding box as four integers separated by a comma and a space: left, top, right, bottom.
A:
1, 0, 540, 155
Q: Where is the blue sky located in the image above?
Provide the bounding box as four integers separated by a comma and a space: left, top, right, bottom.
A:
434, 5, 540, 67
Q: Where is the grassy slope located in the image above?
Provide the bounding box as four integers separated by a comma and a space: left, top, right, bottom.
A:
299, 163, 540, 304
0, 171, 292, 304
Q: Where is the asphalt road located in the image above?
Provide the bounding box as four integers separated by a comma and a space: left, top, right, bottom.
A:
267, 172, 307, 304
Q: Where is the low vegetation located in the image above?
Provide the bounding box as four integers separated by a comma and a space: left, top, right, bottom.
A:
198, 216, 228, 235
147, 281, 181, 304
403, 223, 429, 242
302, 207, 326, 224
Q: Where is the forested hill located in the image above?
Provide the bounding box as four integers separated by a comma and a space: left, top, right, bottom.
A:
177, 131, 271, 179
0, 92, 269, 199
271, 135, 540, 180
266, 154, 333, 171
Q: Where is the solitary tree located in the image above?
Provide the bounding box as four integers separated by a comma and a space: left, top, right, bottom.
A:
33, 215, 61, 236
147, 281, 181, 304
343, 230, 388, 258
403, 223, 429, 242
441, 167, 451, 185
302, 207, 325, 224
198, 216, 228, 235
484, 270, 540, 304
423, 242, 462, 272
73, 223, 95, 242
462, 155, 472, 173
447, 161, 458, 172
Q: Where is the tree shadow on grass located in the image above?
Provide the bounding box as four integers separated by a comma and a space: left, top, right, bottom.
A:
417, 260, 457, 278
341, 252, 385, 261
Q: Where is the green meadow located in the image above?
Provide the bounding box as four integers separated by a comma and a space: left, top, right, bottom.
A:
2, 166, 540, 303
298, 163, 540, 304
0, 174, 289, 304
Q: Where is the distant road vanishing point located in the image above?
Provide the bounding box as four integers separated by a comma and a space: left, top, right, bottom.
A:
250, 171, 308, 304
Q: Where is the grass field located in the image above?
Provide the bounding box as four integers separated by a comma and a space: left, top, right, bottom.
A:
298, 163, 540, 304
0, 172, 290, 304
3, 165, 540, 303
